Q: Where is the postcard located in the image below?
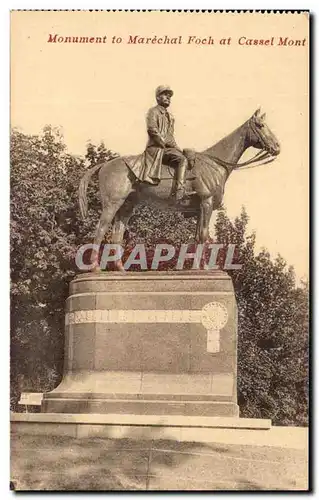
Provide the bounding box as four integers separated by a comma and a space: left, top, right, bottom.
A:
10, 11, 309, 491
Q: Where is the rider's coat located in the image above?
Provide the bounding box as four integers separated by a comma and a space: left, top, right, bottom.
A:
125, 105, 181, 185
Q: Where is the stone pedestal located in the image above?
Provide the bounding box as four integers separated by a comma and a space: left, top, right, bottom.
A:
42, 271, 239, 417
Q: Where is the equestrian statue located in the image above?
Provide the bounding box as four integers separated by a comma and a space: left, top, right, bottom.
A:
79, 86, 281, 271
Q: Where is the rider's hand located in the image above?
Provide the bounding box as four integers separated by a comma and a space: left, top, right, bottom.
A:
157, 138, 166, 148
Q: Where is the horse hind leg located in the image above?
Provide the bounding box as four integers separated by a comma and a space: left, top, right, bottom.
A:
111, 192, 140, 271
91, 201, 124, 271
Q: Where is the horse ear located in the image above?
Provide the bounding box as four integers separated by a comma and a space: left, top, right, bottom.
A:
260, 112, 266, 121
254, 108, 261, 117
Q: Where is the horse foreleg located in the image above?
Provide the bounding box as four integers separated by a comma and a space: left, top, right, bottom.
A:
199, 197, 214, 243
195, 207, 203, 243
208, 209, 218, 241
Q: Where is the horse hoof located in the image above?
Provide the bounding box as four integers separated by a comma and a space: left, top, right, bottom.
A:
115, 265, 126, 272
115, 260, 125, 272
90, 262, 101, 272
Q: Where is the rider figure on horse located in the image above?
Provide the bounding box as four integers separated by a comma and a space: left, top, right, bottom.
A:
125, 85, 189, 200
145, 85, 188, 201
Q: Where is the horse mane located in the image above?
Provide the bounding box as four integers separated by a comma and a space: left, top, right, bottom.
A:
203, 119, 250, 159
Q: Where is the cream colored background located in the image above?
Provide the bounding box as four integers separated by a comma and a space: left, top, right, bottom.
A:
11, 11, 309, 280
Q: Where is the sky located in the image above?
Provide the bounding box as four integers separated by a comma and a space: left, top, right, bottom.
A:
11, 11, 309, 280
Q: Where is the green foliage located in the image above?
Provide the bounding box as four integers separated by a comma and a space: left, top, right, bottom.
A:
10, 128, 105, 408
128, 204, 196, 247
10, 129, 308, 425
215, 207, 309, 426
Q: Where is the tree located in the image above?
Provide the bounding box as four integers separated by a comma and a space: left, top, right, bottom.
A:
215, 206, 309, 426
10, 127, 100, 407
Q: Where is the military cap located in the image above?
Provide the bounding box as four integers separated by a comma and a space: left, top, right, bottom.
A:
155, 85, 174, 98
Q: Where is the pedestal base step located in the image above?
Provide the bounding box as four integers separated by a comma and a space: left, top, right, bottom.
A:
11, 411, 272, 445
12, 412, 271, 428
42, 397, 239, 416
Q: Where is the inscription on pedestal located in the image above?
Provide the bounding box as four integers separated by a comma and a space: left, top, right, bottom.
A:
65, 302, 229, 353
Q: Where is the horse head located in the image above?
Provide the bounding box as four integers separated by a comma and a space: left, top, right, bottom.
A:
248, 108, 281, 157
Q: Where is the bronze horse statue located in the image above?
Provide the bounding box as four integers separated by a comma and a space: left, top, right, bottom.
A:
79, 109, 280, 271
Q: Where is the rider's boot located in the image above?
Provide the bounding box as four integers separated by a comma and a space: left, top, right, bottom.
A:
174, 158, 188, 201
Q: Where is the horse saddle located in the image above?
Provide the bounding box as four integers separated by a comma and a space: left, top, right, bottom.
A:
183, 148, 197, 171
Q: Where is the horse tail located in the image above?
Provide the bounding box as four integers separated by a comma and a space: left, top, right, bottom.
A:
78, 163, 103, 219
